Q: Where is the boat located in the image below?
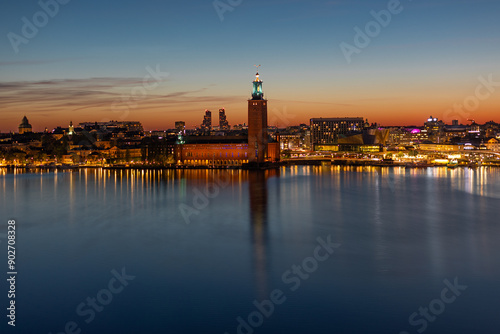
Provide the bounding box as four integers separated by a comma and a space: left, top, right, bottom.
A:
447, 159, 458, 168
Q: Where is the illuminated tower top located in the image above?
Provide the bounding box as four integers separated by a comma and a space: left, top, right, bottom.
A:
251, 66, 264, 100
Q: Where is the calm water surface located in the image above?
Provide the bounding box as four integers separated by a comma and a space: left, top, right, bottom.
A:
1, 166, 500, 334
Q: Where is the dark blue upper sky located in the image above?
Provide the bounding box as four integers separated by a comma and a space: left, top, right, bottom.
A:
1, 0, 499, 129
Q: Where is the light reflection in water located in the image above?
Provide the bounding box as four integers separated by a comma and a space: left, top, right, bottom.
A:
249, 171, 269, 300
1, 166, 500, 287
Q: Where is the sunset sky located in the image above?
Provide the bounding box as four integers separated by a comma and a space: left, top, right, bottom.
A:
1, 0, 499, 132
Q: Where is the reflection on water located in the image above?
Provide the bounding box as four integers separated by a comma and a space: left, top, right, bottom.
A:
2, 165, 499, 198
249, 171, 269, 300
248, 170, 281, 300
1, 166, 500, 334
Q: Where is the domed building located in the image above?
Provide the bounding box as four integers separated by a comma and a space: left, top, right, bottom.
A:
19, 116, 33, 134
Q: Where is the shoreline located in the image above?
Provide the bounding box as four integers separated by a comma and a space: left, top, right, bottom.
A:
1, 160, 499, 171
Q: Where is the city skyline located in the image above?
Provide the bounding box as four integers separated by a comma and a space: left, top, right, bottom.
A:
5, 108, 500, 134
1, 0, 499, 131
2, 2, 500, 333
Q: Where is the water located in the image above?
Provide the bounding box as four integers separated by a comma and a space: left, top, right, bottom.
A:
1, 166, 500, 334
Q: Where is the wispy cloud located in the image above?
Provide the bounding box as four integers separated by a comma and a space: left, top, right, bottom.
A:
0, 78, 140, 112
0, 58, 85, 67
0, 78, 242, 119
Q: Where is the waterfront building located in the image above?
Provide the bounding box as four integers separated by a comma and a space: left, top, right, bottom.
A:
418, 143, 463, 152
78, 121, 143, 133
388, 127, 429, 146
279, 133, 303, 150
175, 71, 280, 166
175, 136, 249, 166
443, 124, 468, 142
310, 117, 388, 152
310, 117, 365, 146
485, 138, 500, 152
142, 136, 177, 163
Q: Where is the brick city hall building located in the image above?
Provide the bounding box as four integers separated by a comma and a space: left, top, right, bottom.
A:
247, 71, 268, 163
175, 71, 280, 166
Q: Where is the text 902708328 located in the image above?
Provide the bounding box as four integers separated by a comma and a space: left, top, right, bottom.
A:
7, 219, 17, 327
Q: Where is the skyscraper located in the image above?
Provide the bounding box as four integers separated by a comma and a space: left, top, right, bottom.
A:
248, 71, 268, 163
219, 108, 230, 131
201, 110, 212, 133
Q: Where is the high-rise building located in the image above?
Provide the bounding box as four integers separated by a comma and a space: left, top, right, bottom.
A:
175, 121, 186, 135
424, 116, 443, 134
248, 71, 268, 163
219, 109, 230, 131
19, 116, 33, 134
310, 117, 364, 145
424, 116, 445, 143
201, 110, 212, 132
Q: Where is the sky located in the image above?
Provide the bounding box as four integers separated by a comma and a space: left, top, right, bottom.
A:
0, 0, 499, 131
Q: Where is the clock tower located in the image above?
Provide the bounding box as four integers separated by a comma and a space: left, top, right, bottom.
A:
248, 71, 268, 163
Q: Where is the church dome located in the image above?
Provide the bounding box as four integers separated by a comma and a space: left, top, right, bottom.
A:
19, 116, 32, 134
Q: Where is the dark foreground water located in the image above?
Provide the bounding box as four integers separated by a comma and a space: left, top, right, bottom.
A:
1, 166, 500, 334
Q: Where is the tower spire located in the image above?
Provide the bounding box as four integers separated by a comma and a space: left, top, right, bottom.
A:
251, 65, 264, 100
248, 68, 268, 163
